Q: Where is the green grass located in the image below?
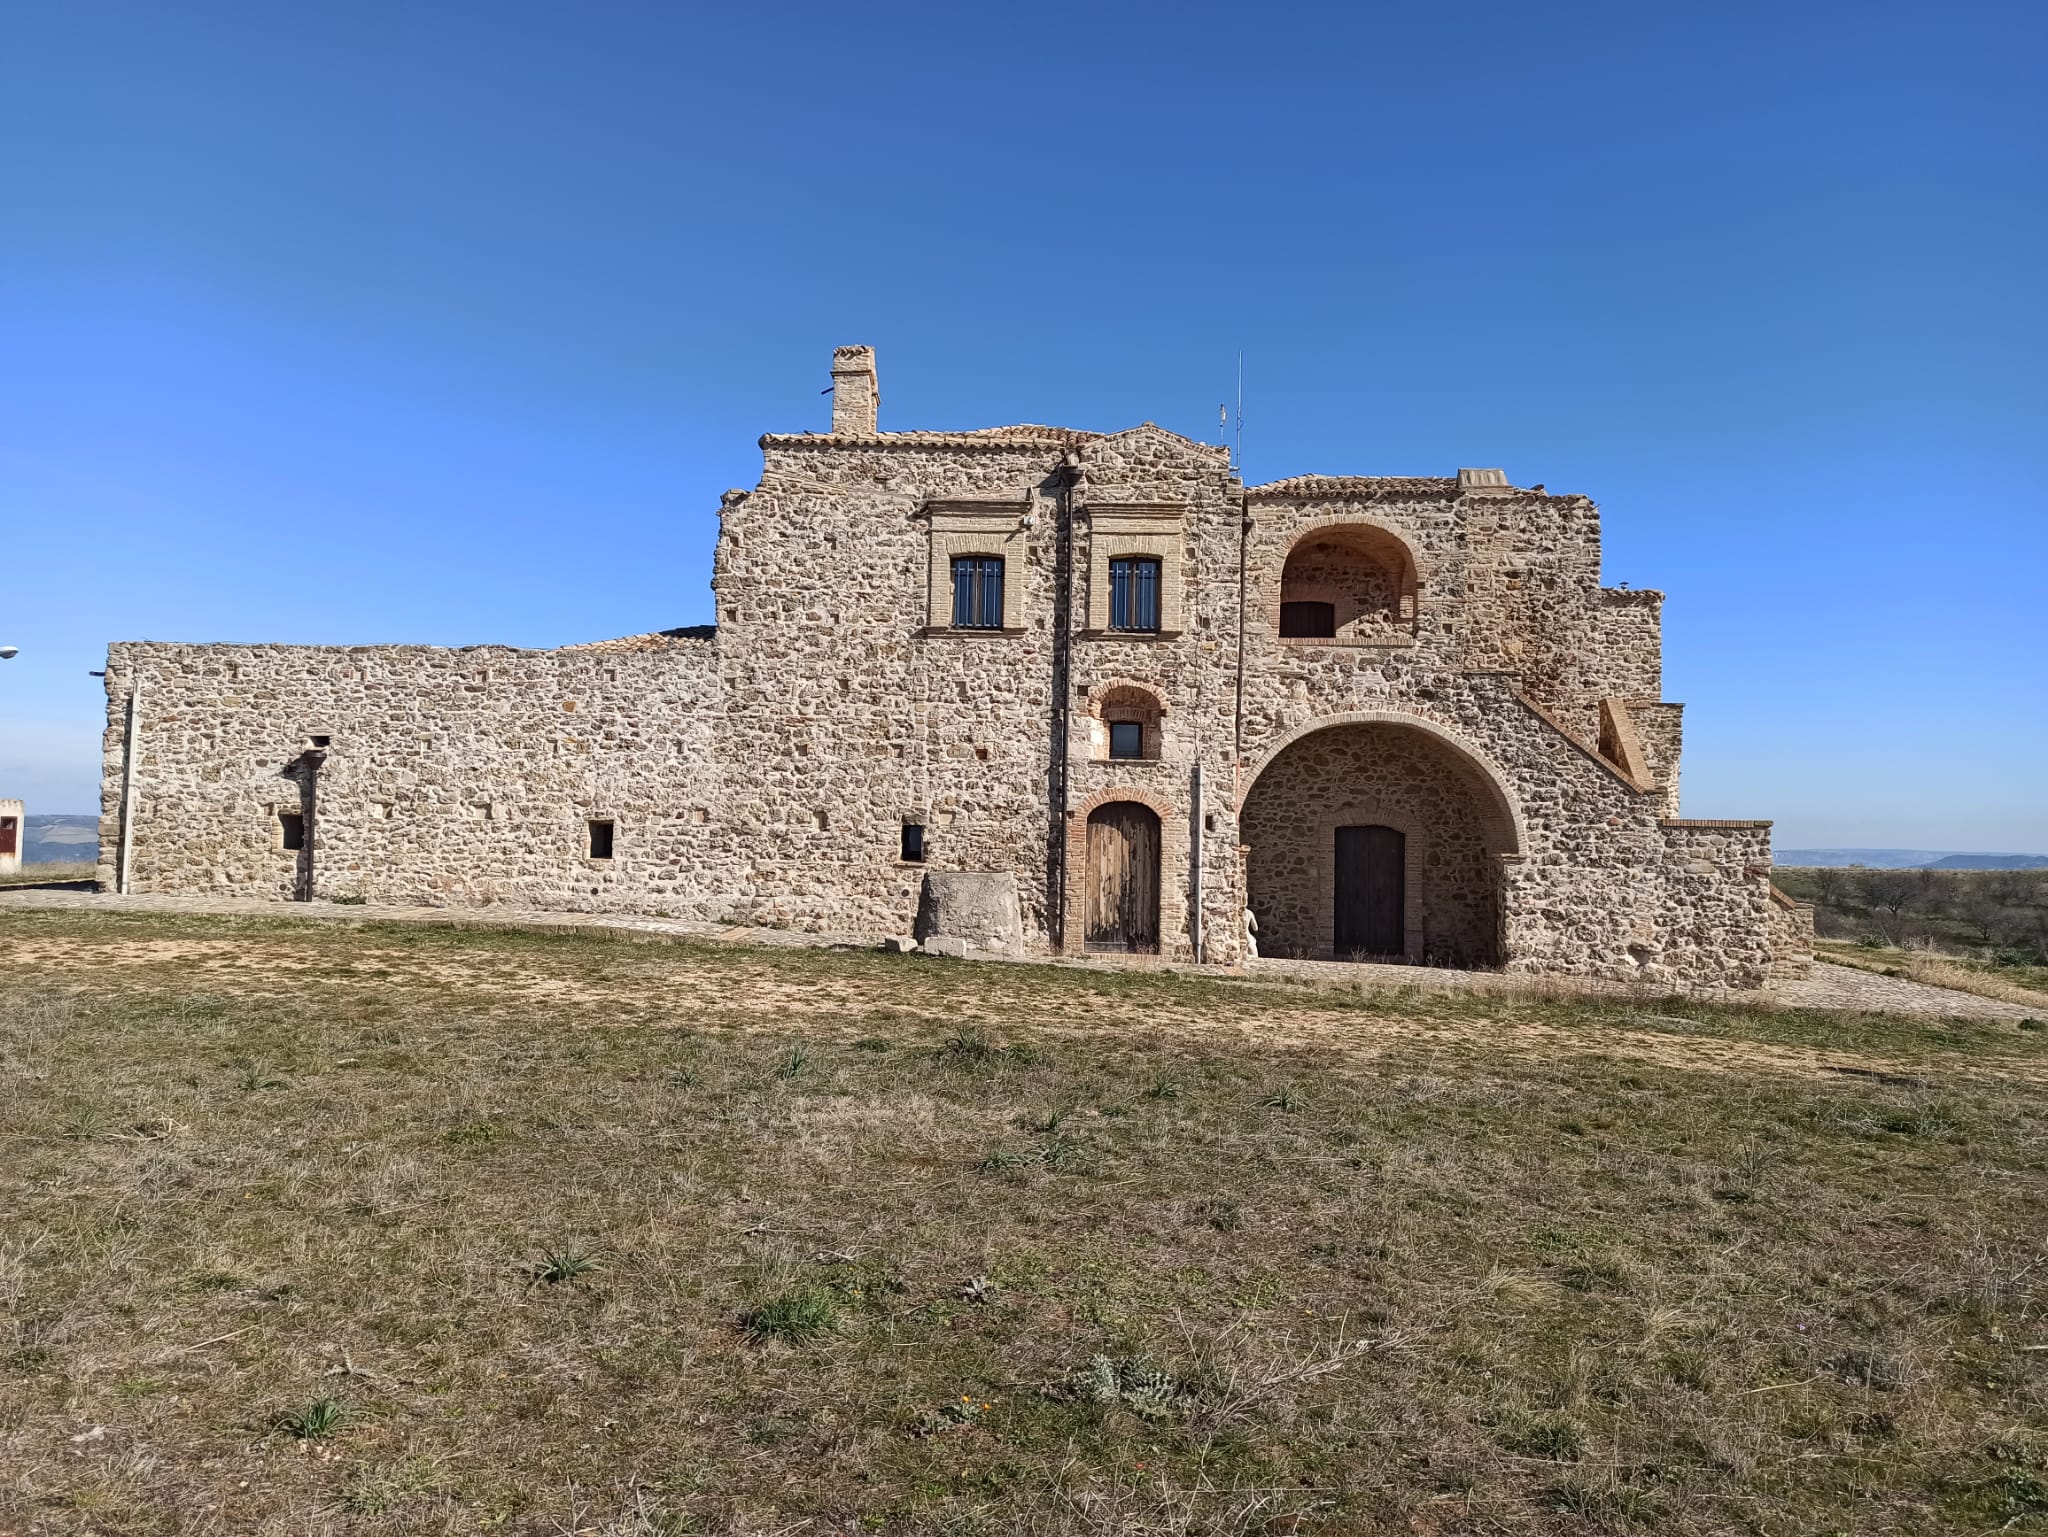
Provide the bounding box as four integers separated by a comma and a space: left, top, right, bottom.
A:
1, 907, 2045, 1533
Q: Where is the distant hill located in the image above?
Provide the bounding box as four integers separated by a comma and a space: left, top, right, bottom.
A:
1779, 848, 2048, 871
1920, 853, 2048, 871
24, 814, 99, 865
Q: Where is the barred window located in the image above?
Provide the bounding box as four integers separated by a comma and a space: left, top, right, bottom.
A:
951, 556, 1004, 629
1108, 557, 1161, 632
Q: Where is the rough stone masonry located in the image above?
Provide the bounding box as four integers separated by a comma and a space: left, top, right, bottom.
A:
98, 345, 1812, 986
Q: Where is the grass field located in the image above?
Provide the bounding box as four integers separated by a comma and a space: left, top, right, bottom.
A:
3, 909, 2046, 1535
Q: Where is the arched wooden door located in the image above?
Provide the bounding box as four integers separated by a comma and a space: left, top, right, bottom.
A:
1084, 802, 1160, 953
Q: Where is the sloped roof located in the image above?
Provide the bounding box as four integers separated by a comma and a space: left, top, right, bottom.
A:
557, 625, 715, 653
1248, 475, 1462, 498
758, 421, 1228, 456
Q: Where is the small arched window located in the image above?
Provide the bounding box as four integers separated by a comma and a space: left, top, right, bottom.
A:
951, 555, 1005, 629
1092, 683, 1165, 761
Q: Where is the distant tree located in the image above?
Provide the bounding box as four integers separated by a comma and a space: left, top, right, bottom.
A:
1812, 867, 1850, 908
1953, 885, 2011, 948
1858, 869, 1920, 942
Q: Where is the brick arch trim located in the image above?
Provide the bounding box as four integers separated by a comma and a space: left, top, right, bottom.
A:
1086, 677, 1169, 718
1237, 710, 1528, 856
1072, 786, 1175, 823
1277, 515, 1425, 586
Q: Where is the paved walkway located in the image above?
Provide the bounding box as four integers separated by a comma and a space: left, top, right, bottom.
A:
2, 886, 2038, 1022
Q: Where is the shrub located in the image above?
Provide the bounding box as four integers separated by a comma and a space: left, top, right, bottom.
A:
275, 1396, 348, 1440
1195, 1198, 1244, 1232
741, 1285, 840, 1344
526, 1246, 605, 1287
1498, 1411, 1586, 1461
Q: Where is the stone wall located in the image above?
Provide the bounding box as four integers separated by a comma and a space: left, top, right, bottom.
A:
1649, 821, 1783, 990
99, 635, 728, 915
712, 423, 1245, 957
1766, 884, 1817, 983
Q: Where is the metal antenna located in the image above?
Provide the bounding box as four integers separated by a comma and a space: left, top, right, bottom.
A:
1234, 351, 1244, 472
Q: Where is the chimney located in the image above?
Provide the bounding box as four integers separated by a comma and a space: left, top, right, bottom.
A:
831, 345, 879, 436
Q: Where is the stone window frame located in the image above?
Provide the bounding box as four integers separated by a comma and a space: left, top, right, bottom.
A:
1083, 503, 1186, 638
924, 497, 1030, 635
1268, 516, 1423, 649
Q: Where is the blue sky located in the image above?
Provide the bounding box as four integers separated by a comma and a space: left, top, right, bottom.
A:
2, 1, 2043, 849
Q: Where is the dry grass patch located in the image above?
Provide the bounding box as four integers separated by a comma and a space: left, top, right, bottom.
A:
0, 909, 2045, 1534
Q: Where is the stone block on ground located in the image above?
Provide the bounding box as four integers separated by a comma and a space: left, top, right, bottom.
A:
914, 870, 1023, 957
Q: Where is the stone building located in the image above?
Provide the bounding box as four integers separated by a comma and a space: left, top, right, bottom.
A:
0, 799, 21, 878
98, 346, 1811, 986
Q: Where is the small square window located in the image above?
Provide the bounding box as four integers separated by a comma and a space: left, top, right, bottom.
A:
1109, 721, 1144, 760
588, 819, 615, 860
279, 811, 305, 851
1280, 600, 1336, 638
900, 823, 926, 862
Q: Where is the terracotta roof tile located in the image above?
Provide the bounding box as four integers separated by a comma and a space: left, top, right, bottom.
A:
557, 626, 716, 653
1248, 475, 1461, 497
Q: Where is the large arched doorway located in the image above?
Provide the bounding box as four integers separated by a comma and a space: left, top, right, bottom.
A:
1240, 720, 1517, 965
1084, 801, 1161, 953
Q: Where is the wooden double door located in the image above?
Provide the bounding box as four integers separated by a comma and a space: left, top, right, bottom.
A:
1084, 802, 1160, 953
1334, 824, 1405, 958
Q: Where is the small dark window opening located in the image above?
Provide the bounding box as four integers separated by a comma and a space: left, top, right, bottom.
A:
951, 555, 1004, 629
1109, 556, 1162, 631
308, 735, 332, 749
1109, 721, 1144, 760
278, 812, 305, 851
900, 823, 926, 863
0, 817, 18, 856
1280, 600, 1336, 638
588, 819, 615, 860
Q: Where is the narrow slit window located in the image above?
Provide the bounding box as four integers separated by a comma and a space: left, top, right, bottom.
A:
950, 556, 1004, 629
900, 823, 926, 863
587, 819, 615, 860
1108, 721, 1144, 760
278, 811, 305, 851
1108, 557, 1161, 632
1280, 600, 1336, 638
